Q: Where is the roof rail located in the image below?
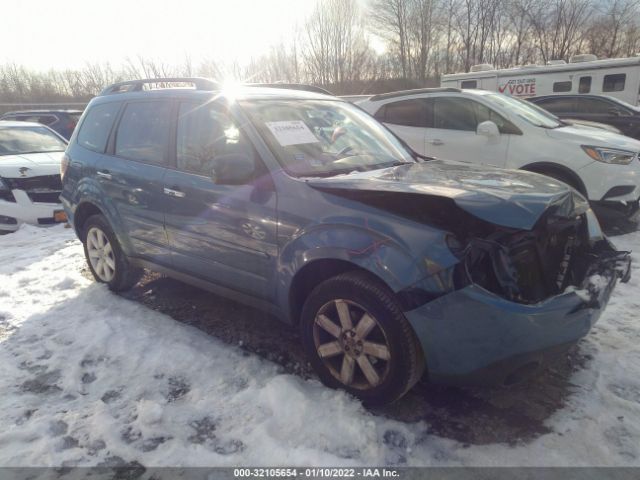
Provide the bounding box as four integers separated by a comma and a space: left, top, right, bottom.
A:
245, 83, 332, 95
100, 77, 219, 95
369, 87, 461, 101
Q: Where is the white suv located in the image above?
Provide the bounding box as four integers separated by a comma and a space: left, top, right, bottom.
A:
358, 88, 640, 220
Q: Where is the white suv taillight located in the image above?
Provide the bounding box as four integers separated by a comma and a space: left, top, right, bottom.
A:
60, 154, 70, 181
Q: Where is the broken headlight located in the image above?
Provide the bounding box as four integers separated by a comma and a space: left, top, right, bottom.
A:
582, 146, 636, 165
0, 177, 15, 202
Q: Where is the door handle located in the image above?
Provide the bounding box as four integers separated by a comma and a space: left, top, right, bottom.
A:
164, 187, 186, 198
96, 170, 112, 180
428, 139, 444, 146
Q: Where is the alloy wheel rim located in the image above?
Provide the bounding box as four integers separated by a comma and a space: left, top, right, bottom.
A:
313, 299, 391, 390
86, 227, 116, 282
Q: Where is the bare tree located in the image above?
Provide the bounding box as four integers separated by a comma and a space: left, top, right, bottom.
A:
370, 0, 412, 78
527, 0, 593, 62
585, 0, 640, 58
304, 0, 372, 89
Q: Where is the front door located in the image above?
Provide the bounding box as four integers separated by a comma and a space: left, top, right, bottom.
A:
163, 100, 278, 299
425, 97, 510, 167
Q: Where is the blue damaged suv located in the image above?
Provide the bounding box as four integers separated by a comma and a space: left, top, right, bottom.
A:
60, 78, 630, 405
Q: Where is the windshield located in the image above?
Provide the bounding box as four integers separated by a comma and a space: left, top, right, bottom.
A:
484, 93, 562, 128
241, 99, 414, 177
0, 126, 67, 156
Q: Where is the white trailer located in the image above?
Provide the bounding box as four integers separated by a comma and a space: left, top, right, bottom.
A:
441, 55, 640, 105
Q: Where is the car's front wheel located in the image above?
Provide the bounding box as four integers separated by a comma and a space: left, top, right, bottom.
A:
300, 271, 425, 405
82, 214, 141, 292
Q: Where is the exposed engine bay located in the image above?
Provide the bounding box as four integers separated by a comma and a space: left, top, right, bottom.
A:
313, 187, 631, 306
451, 210, 630, 305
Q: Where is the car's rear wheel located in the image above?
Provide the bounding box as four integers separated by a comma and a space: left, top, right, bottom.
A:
82, 214, 141, 292
300, 271, 425, 405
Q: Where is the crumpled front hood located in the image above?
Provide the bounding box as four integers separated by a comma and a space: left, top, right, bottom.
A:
0, 152, 63, 178
307, 160, 589, 230
548, 125, 640, 151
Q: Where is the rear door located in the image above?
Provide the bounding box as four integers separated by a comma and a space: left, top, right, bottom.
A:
98, 100, 173, 264
163, 100, 277, 299
425, 96, 510, 167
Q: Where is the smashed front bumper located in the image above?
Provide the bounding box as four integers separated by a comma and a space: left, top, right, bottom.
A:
405, 245, 630, 386
0, 189, 64, 232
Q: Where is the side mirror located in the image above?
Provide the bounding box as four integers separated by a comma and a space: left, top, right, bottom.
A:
477, 120, 500, 137
212, 153, 255, 185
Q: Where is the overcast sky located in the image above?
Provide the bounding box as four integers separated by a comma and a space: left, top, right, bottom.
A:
1, 0, 321, 70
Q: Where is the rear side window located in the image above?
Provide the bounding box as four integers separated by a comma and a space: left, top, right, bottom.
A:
575, 97, 616, 114
433, 97, 476, 131
553, 81, 572, 92
377, 99, 432, 127
579, 76, 591, 93
534, 97, 576, 113
603, 74, 626, 92
115, 101, 172, 164
77, 102, 120, 153
461, 80, 477, 89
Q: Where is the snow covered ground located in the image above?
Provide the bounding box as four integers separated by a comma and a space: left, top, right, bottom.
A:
0, 224, 639, 467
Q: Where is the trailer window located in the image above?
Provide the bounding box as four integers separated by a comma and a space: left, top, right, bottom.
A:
461, 80, 477, 89
579, 76, 591, 94
553, 81, 572, 93
603, 74, 626, 92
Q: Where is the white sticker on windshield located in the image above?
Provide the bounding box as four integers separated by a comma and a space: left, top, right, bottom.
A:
265, 120, 319, 146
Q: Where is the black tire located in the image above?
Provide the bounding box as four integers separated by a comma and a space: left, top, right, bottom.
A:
300, 270, 425, 406
82, 214, 142, 292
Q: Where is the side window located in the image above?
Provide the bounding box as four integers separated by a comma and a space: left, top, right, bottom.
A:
373, 105, 386, 122
474, 101, 513, 132
461, 80, 477, 89
433, 97, 476, 131
115, 101, 172, 164
27, 115, 58, 126
603, 73, 626, 92
575, 97, 616, 114
553, 81, 572, 93
536, 97, 575, 113
77, 102, 121, 153
176, 102, 256, 178
42, 115, 59, 126
379, 99, 431, 127
579, 76, 591, 94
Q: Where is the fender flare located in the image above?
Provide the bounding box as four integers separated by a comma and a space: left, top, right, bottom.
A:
70, 179, 133, 255
278, 224, 435, 322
